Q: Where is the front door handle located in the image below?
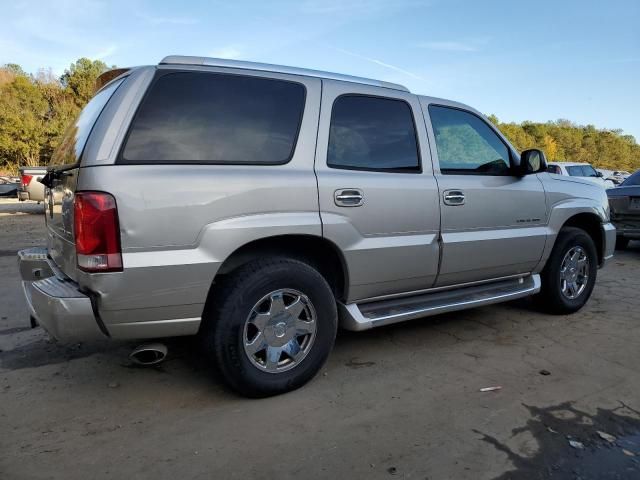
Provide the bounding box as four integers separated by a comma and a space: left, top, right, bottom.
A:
443, 189, 465, 206
334, 189, 364, 207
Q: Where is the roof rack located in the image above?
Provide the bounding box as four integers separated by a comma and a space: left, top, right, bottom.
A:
159, 55, 410, 92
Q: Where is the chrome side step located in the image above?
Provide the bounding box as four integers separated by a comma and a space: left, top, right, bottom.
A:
339, 274, 541, 331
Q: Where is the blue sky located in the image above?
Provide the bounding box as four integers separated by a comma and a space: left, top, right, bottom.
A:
2, 0, 639, 140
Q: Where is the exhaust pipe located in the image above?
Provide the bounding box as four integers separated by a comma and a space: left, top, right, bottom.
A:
129, 343, 167, 366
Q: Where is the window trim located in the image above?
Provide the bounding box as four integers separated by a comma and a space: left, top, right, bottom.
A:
428, 104, 516, 177
326, 93, 423, 174
117, 69, 307, 166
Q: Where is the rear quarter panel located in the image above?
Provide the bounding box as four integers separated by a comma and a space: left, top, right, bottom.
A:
76, 70, 322, 336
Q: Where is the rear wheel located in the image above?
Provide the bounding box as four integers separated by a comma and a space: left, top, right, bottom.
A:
202, 258, 337, 397
616, 236, 630, 250
538, 227, 598, 314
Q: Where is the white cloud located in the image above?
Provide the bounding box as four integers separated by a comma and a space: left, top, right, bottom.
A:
210, 46, 244, 60
417, 41, 478, 52
137, 13, 199, 25
92, 44, 117, 60
333, 47, 423, 80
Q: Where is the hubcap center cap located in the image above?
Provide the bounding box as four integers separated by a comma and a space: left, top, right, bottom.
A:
273, 321, 287, 338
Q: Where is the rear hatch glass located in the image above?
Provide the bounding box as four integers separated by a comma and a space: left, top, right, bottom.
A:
46, 77, 125, 279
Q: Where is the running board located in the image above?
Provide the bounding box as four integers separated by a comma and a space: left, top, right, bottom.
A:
339, 274, 541, 331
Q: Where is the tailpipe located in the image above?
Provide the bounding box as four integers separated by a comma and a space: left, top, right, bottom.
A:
129, 343, 167, 366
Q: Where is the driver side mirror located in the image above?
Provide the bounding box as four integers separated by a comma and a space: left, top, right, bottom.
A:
517, 149, 547, 176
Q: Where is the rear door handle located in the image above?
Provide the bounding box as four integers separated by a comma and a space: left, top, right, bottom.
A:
334, 189, 364, 207
443, 189, 465, 206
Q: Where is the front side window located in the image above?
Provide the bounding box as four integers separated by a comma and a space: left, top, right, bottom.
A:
327, 95, 420, 172
429, 105, 511, 175
122, 72, 305, 164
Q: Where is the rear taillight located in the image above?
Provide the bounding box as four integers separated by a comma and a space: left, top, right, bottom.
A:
74, 192, 123, 272
21, 174, 33, 187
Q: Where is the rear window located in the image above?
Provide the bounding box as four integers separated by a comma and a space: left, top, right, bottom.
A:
121, 72, 306, 164
50, 78, 125, 166
621, 171, 640, 186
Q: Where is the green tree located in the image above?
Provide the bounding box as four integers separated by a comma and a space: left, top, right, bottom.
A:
60, 58, 109, 107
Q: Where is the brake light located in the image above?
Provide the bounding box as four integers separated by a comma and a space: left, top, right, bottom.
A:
21, 174, 33, 187
74, 192, 123, 272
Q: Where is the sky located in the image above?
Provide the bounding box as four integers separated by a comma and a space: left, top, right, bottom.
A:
2, 0, 639, 140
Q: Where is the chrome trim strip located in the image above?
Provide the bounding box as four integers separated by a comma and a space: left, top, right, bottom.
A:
340, 275, 541, 331
159, 55, 410, 92
356, 273, 530, 304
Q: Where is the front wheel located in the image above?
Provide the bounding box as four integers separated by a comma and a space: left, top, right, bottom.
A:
537, 227, 598, 314
202, 258, 337, 397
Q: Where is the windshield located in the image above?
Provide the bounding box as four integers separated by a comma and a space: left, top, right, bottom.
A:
49, 78, 124, 167
566, 165, 598, 177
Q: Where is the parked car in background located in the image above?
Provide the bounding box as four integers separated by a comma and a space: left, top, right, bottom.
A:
548, 162, 615, 189
607, 169, 640, 249
0, 176, 20, 197
608, 170, 631, 186
17, 166, 47, 203
19, 57, 615, 397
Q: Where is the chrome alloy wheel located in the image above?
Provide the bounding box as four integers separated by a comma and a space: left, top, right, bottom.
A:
559, 246, 589, 300
243, 289, 317, 373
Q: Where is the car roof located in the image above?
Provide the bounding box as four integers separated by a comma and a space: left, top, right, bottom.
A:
160, 55, 410, 92
549, 162, 592, 167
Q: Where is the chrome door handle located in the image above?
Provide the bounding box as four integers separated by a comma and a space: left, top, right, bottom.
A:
334, 189, 364, 207
443, 189, 465, 206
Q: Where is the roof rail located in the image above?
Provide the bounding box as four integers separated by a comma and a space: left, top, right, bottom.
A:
159, 55, 410, 92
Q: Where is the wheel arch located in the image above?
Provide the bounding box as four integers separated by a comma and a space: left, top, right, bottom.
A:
560, 212, 604, 265
209, 234, 349, 303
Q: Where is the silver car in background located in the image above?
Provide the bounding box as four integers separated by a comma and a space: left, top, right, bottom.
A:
19, 56, 615, 396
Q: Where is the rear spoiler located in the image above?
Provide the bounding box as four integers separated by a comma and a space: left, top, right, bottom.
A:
94, 68, 131, 92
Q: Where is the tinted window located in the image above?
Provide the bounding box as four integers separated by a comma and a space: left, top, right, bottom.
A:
122, 72, 305, 164
621, 170, 640, 186
328, 95, 420, 172
429, 106, 511, 175
566, 166, 583, 176
582, 165, 599, 177
547, 165, 562, 174
51, 78, 124, 166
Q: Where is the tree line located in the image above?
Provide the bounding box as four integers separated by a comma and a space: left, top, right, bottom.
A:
0, 58, 638, 174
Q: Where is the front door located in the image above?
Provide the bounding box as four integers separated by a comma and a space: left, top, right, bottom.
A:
423, 101, 548, 286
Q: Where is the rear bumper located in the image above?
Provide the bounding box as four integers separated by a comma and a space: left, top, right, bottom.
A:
18, 247, 107, 342
17, 190, 29, 201
601, 222, 616, 267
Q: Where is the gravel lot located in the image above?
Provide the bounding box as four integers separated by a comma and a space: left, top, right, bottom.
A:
1, 197, 639, 479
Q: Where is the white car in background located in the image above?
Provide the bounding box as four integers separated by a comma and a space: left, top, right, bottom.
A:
547, 162, 615, 189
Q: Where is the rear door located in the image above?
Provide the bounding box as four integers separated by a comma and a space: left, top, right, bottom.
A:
422, 100, 548, 286
46, 77, 126, 280
315, 81, 440, 302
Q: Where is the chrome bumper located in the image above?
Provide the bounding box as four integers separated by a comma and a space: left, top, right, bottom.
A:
18, 247, 107, 341
601, 222, 616, 267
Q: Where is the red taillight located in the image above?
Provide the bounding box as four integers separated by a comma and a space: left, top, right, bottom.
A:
74, 192, 122, 272
21, 174, 33, 187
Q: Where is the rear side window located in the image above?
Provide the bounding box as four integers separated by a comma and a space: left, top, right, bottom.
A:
51, 78, 125, 166
547, 165, 562, 174
121, 72, 306, 164
327, 95, 420, 172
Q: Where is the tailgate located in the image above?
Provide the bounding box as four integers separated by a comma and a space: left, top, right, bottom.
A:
44, 75, 127, 281
45, 168, 80, 281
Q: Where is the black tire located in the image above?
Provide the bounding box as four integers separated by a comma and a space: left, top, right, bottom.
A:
201, 258, 337, 397
616, 236, 630, 250
537, 227, 598, 314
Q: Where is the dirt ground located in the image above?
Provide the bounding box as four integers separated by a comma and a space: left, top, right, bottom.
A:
1, 197, 639, 480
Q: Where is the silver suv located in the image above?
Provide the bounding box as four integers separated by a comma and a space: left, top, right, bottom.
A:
19, 56, 615, 397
